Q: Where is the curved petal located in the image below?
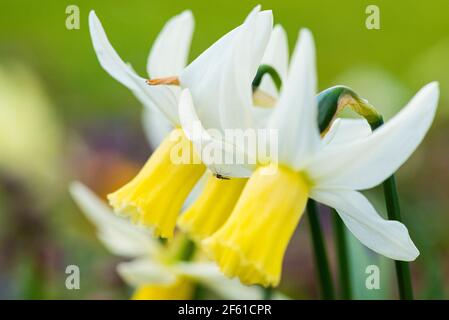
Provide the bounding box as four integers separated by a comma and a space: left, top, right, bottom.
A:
259, 24, 289, 97
179, 23, 239, 130
89, 11, 180, 125
147, 10, 194, 78
308, 82, 439, 190
180, 6, 272, 131
311, 188, 419, 261
117, 258, 175, 287
89, 10, 136, 90
142, 108, 173, 150
69, 182, 159, 258
268, 29, 321, 169
179, 89, 254, 177
251, 106, 274, 129
174, 262, 288, 300
321, 118, 372, 146
218, 8, 273, 131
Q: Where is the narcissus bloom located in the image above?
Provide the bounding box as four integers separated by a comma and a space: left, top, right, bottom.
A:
179, 28, 439, 287
178, 19, 287, 242
70, 182, 286, 299
89, 7, 272, 238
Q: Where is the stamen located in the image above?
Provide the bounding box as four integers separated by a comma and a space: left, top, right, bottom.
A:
146, 76, 180, 86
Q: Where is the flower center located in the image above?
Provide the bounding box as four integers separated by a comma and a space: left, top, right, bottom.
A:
146, 76, 180, 86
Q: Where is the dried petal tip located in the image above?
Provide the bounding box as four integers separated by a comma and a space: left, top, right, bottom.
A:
146, 76, 180, 86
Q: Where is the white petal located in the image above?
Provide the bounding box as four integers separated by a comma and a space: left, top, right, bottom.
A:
218, 9, 272, 131
133, 75, 181, 126
142, 108, 173, 150
180, 6, 272, 131
251, 106, 275, 128
268, 29, 321, 169
117, 258, 175, 287
89, 11, 180, 125
247, 10, 274, 81
176, 263, 260, 299
89, 11, 136, 90
179, 89, 254, 177
308, 82, 439, 190
321, 118, 372, 146
147, 10, 194, 78
259, 24, 289, 97
69, 182, 159, 258
174, 263, 276, 299
179, 25, 238, 130
311, 188, 419, 261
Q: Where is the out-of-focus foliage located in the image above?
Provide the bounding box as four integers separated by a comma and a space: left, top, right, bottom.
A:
0, 63, 63, 190
0, 0, 448, 299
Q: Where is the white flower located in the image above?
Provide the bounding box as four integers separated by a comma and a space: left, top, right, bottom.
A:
89, 6, 274, 239
89, 6, 272, 129
70, 181, 287, 299
175, 23, 288, 242
179, 28, 439, 286
89, 9, 192, 126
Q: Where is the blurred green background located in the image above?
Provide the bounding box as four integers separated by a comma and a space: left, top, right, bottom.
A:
0, 0, 448, 299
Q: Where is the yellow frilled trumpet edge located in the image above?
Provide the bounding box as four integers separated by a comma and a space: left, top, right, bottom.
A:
203, 164, 310, 287
108, 129, 205, 239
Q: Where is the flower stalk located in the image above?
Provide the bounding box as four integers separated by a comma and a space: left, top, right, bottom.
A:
177, 237, 197, 262
317, 85, 382, 133
263, 286, 273, 300
252, 64, 282, 92
306, 200, 335, 299
316, 86, 355, 298
371, 118, 414, 300
332, 210, 352, 299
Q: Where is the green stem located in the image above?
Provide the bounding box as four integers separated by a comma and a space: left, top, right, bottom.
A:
371, 118, 414, 300
382, 176, 414, 300
306, 200, 335, 299
332, 211, 352, 299
252, 64, 282, 92
193, 284, 206, 300
262, 286, 273, 300
178, 238, 196, 262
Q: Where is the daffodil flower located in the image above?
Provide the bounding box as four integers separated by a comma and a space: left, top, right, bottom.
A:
179, 28, 439, 287
70, 182, 287, 299
177, 22, 369, 243
89, 7, 272, 238
177, 22, 286, 242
